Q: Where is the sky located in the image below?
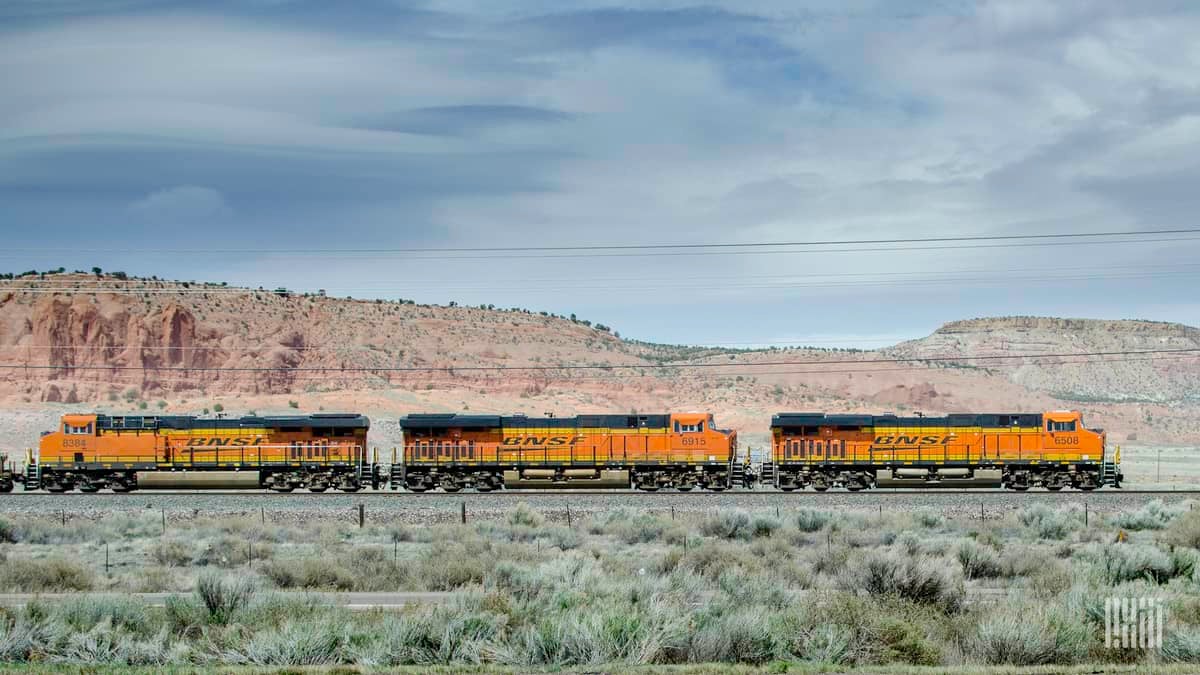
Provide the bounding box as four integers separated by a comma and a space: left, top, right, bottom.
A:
2, 0, 1199, 348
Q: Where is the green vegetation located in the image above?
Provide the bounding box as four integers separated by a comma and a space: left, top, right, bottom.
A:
0, 501, 1198, 669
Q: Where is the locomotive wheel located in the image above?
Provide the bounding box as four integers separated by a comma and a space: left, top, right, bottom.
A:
813, 485, 829, 492
79, 483, 100, 493
1046, 485, 1064, 492
1010, 485, 1030, 492
676, 485, 693, 492
309, 486, 327, 493
110, 480, 132, 493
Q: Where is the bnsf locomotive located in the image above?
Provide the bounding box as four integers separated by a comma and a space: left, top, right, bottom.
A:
771, 410, 1120, 491
28, 413, 371, 493
397, 412, 740, 492
9, 409, 1122, 493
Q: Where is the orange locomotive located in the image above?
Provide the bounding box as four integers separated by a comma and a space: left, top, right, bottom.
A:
397, 412, 739, 491
32, 413, 371, 493
771, 410, 1120, 491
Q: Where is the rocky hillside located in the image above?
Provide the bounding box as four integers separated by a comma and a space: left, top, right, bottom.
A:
885, 317, 1200, 404
1, 274, 1197, 445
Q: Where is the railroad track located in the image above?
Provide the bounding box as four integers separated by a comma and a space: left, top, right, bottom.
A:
2, 488, 1196, 496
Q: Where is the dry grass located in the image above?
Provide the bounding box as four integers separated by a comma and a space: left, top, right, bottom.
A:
0, 499, 1197, 669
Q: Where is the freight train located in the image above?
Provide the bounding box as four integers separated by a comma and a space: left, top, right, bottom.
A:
395, 412, 740, 492
771, 410, 1120, 492
23, 413, 372, 493
9, 409, 1121, 493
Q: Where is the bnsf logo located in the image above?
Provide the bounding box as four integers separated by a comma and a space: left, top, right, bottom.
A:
501, 436, 584, 447
185, 437, 264, 447
874, 435, 957, 445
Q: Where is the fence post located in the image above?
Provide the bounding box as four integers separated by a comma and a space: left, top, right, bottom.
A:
980, 501, 984, 522
61, 509, 66, 527
261, 506, 265, 526
161, 508, 166, 534
358, 504, 365, 528
566, 504, 572, 528
105, 543, 110, 576
461, 501, 467, 525
1085, 502, 1089, 527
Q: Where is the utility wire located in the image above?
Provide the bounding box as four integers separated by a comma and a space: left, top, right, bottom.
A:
11, 352, 1199, 387
6, 227, 1200, 254
4, 347, 1198, 373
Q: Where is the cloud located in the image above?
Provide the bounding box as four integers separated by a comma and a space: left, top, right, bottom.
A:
129, 185, 232, 224
1, 1, 1200, 342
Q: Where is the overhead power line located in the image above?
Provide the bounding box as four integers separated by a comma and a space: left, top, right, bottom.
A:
6, 352, 1198, 387
4, 228, 1200, 255
3, 347, 1198, 374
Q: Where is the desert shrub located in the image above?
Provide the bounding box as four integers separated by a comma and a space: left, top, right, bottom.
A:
194, 536, 272, 567
1027, 561, 1073, 598
0, 617, 62, 662
0, 557, 95, 591
914, 512, 943, 528
877, 615, 941, 666
750, 515, 781, 538
895, 532, 923, 557
972, 600, 1091, 665
507, 503, 544, 528
680, 541, 759, 579
840, 550, 963, 612
224, 615, 350, 665
506, 600, 685, 666
51, 619, 182, 665
700, 510, 754, 540
687, 606, 779, 664
260, 557, 357, 591
548, 527, 582, 551
130, 566, 177, 593
1162, 509, 1200, 548
956, 540, 1002, 579
811, 545, 852, 576
57, 596, 150, 635
0, 517, 14, 543
611, 514, 667, 545
152, 538, 195, 567
1113, 500, 1185, 531
359, 606, 506, 666
1082, 543, 1175, 585
1018, 504, 1077, 540
343, 548, 409, 591
418, 543, 488, 591
795, 509, 831, 533
999, 546, 1056, 578
1162, 627, 1200, 663
195, 573, 255, 625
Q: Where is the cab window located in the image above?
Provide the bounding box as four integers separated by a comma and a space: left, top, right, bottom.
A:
674, 422, 701, 432
64, 423, 93, 435
1048, 420, 1077, 432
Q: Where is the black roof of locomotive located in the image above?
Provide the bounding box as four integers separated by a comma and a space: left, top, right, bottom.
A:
399, 413, 670, 430
771, 412, 1044, 429
94, 413, 370, 431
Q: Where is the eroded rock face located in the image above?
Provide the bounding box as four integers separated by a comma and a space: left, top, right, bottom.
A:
2, 276, 1199, 445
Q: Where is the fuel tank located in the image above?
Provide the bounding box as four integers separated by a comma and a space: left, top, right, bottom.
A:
875, 468, 1001, 488
137, 471, 262, 489
502, 469, 630, 489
